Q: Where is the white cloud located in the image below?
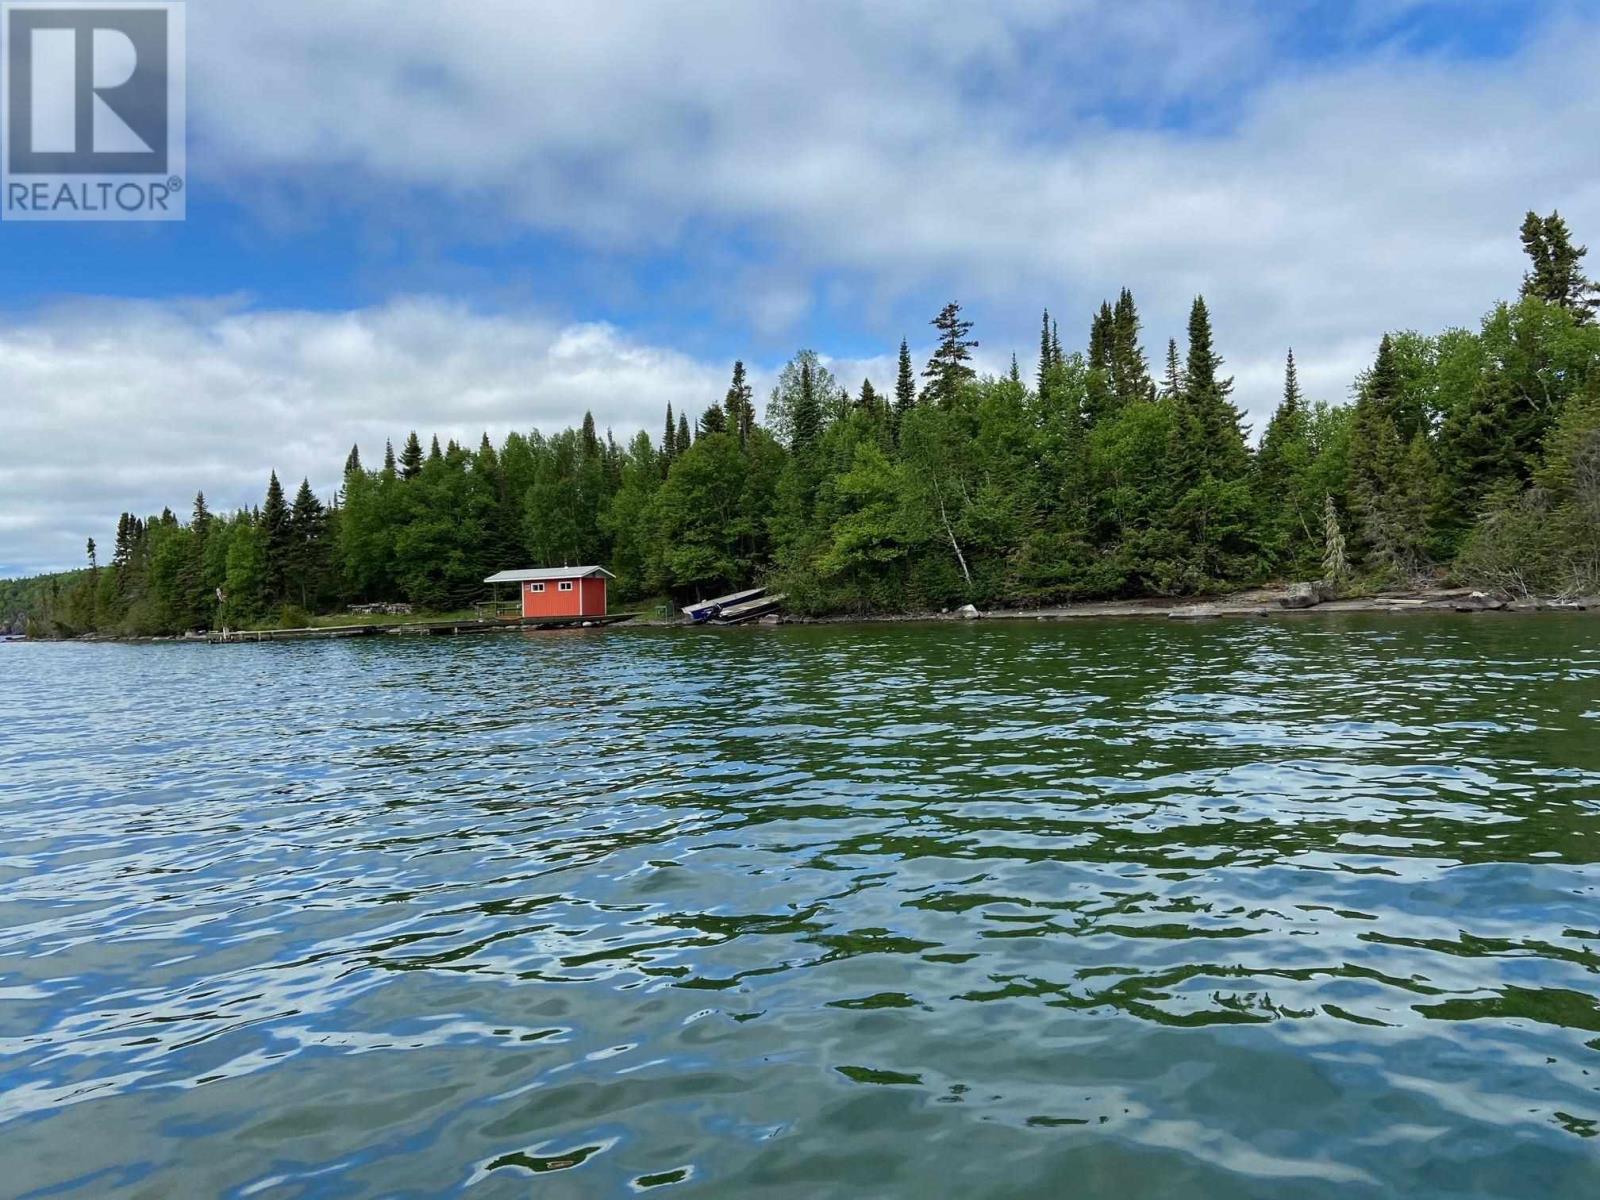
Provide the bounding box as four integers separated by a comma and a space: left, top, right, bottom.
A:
0, 299, 735, 576
9, 3, 1600, 570
183, 3, 1600, 404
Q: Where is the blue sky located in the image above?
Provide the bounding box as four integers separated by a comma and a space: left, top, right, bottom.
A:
2, 0, 1598, 574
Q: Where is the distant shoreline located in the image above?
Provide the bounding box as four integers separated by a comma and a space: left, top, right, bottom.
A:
12, 586, 1595, 645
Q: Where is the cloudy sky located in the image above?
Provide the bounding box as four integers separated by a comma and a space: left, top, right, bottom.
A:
3, 0, 1598, 575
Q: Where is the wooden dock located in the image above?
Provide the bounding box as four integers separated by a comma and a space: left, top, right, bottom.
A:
206, 612, 635, 644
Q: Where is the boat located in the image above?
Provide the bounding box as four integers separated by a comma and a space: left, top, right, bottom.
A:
710, 593, 786, 625
682, 587, 766, 623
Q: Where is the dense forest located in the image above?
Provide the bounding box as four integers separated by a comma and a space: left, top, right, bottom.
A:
6, 210, 1600, 637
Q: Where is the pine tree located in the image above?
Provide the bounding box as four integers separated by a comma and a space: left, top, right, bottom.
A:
663, 403, 678, 466
894, 338, 916, 418
1520, 209, 1598, 323
922, 302, 977, 407
581, 411, 600, 458
428, 434, 443, 464
1323, 495, 1349, 586
1037, 308, 1056, 398
858, 377, 880, 413
344, 444, 362, 475
791, 359, 822, 452
1349, 334, 1429, 577
400, 432, 424, 480
86, 537, 97, 570
1086, 301, 1115, 420
1109, 288, 1153, 409
724, 361, 754, 447
1159, 338, 1184, 400
262, 471, 290, 602
1088, 302, 1112, 373
383, 440, 397, 477
288, 479, 328, 608
698, 404, 728, 437
677, 412, 692, 456
1183, 296, 1247, 477
1254, 350, 1317, 571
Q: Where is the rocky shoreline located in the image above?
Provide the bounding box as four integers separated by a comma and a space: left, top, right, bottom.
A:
9, 586, 1595, 644
704, 586, 1596, 628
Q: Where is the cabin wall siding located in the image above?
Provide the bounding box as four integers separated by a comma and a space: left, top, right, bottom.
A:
519, 576, 608, 619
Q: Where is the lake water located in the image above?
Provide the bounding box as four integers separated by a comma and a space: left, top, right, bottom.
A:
3, 616, 1600, 1198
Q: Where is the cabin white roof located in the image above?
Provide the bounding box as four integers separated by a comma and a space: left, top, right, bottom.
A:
484, 566, 614, 584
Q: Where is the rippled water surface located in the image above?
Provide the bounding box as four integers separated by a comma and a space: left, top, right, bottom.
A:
4, 617, 1600, 1198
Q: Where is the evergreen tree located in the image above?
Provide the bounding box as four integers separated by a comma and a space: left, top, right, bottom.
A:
1159, 338, 1184, 400
698, 404, 728, 437
894, 338, 916, 419
1323, 494, 1349, 586
344, 444, 362, 475
428, 434, 443, 464
400, 432, 424, 480
1253, 349, 1318, 572
581, 411, 600, 458
262, 471, 290, 602
724, 361, 755, 447
1520, 209, 1598, 323
857, 378, 880, 414
922, 302, 977, 407
1109, 288, 1154, 410
791, 359, 822, 453
287, 479, 328, 608
1183, 296, 1248, 477
1349, 335, 1430, 577
663, 404, 678, 467
677, 412, 692, 457
383, 440, 397, 477
1037, 309, 1057, 398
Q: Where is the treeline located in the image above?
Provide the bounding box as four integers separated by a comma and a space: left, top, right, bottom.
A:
11, 210, 1600, 637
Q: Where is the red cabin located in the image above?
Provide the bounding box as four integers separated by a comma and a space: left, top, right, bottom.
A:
484, 566, 613, 620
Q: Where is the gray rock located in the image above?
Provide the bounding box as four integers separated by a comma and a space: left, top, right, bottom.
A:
956, 604, 982, 620
1279, 582, 1320, 609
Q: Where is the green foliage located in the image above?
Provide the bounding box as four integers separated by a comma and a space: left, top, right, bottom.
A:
18, 216, 1600, 636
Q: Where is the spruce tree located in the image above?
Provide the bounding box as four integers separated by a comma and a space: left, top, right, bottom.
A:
858, 378, 880, 413
1159, 338, 1184, 400
383, 440, 397, 477
262, 471, 290, 602
1183, 296, 1247, 477
677, 412, 692, 455
1109, 288, 1153, 409
344, 445, 362, 475
428, 434, 443, 464
1349, 335, 1428, 577
724, 361, 755, 447
791, 359, 822, 453
581, 411, 600, 458
663, 404, 677, 466
400, 432, 424, 480
894, 338, 916, 418
922, 302, 977, 407
1323, 495, 1349, 586
288, 479, 328, 608
1520, 209, 1598, 323
698, 404, 728, 437
1037, 308, 1056, 398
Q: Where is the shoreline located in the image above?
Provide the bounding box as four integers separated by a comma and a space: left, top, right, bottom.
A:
9, 587, 1594, 645
655, 586, 1596, 628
